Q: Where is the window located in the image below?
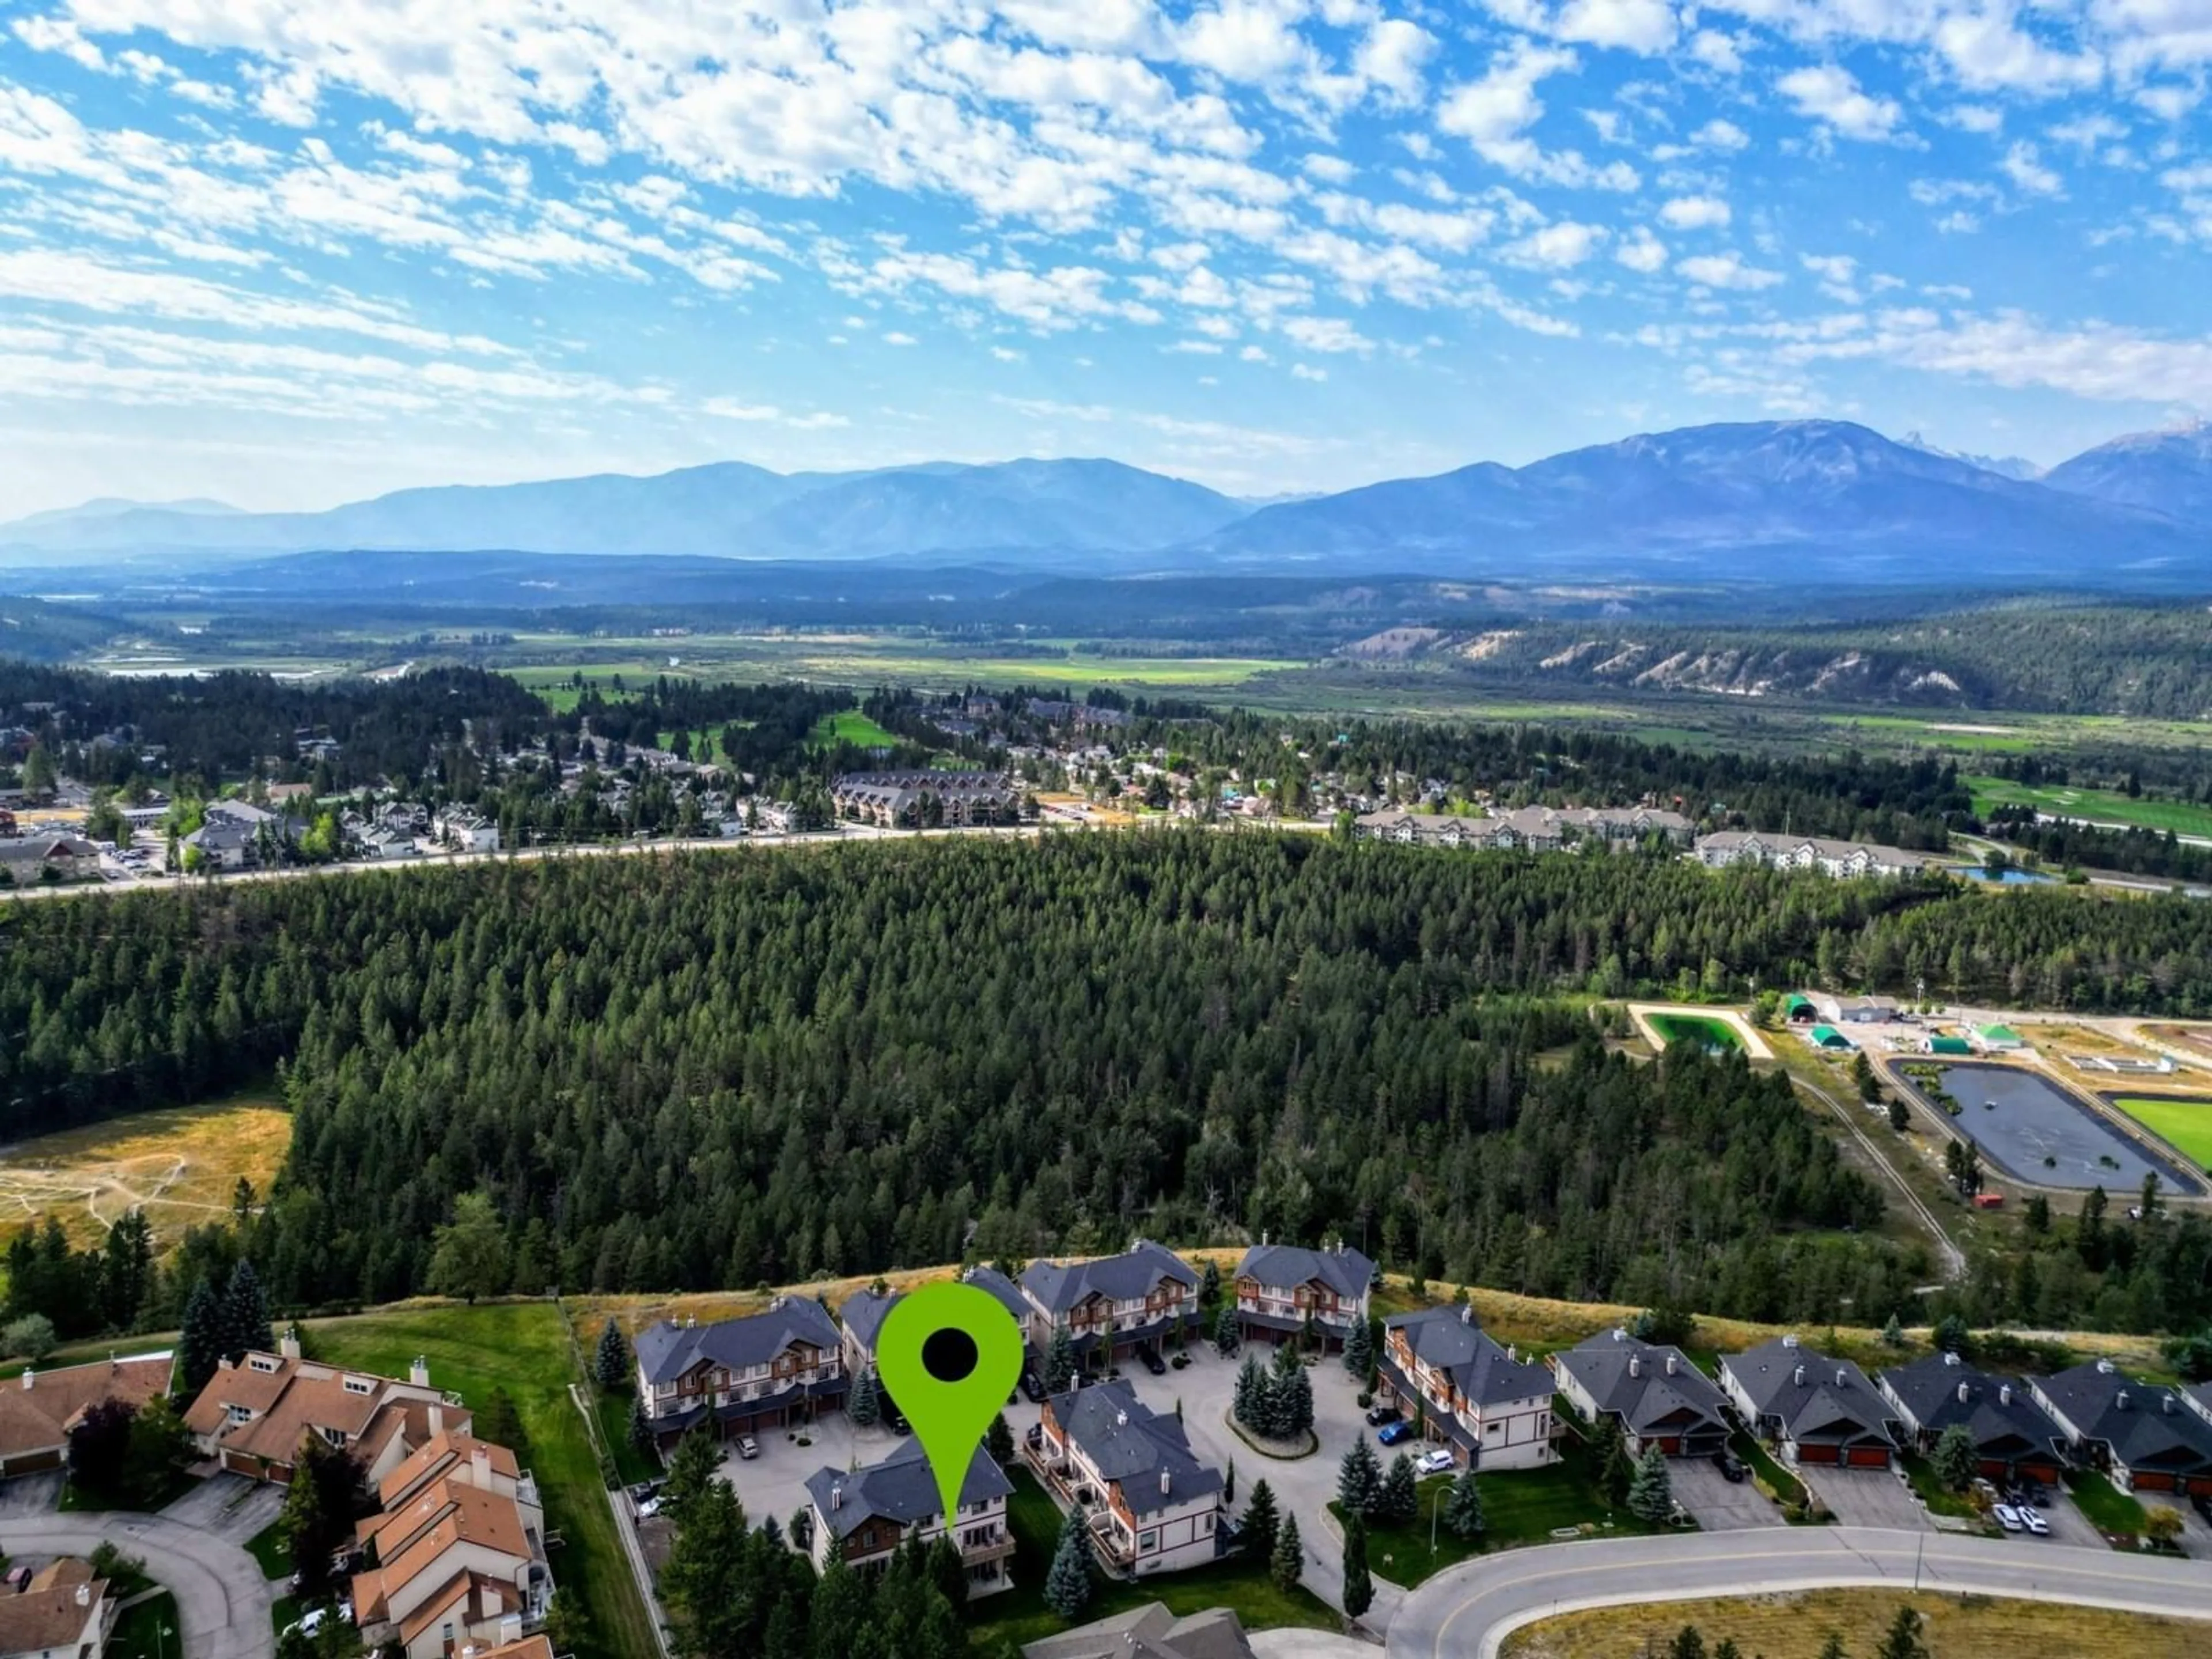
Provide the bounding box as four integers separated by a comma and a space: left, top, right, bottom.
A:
1199, 1514, 1212, 1534
1138, 1531, 1157, 1553
227, 1404, 251, 1423
342, 1377, 373, 1395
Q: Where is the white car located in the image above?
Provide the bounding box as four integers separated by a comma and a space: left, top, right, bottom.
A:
1415, 1449, 1456, 1475
1993, 1503, 2023, 1532
636, 1495, 664, 1520
2017, 1504, 2050, 1536
286, 1605, 354, 1640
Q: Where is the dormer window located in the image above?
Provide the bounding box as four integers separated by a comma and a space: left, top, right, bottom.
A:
249, 1356, 279, 1373
343, 1377, 374, 1395
322, 1425, 347, 1447
227, 1404, 252, 1423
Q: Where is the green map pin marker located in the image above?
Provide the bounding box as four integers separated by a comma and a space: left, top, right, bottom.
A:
876, 1281, 1025, 1529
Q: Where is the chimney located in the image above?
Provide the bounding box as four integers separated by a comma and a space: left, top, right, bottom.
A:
1116, 1410, 1129, 1427
410, 1356, 430, 1387
1160, 1469, 1172, 1497
1459, 1306, 1472, 1326
1782, 1334, 1800, 1350
1665, 1354, 1678, 1377
2116, 1390, 2131, 1411
1628, 1355, 1641, 1380
280, 1325, 302, 1362
1999, 1384, 2013, 1406
2162, 1394, 2175, 1415
1793, 1365, 1805, 1387
1942, 1351, 1960, 1368
429, 1404, 444, 1436
1958, 1381, 1971, 1405
18, 1370, 29, 1391
1837, 1368, 1849, 1388
473, 1444, 492, 1483
1611, 1328, 1626, 1343
831, 1484, 842, 1511
75, 1585, 90, 1608
2096, 1358, 2116, 1375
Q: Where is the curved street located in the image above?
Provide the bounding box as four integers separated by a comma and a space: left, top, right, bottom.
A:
0, 1512, 274, 1659
1383, 1527, 2212, 1659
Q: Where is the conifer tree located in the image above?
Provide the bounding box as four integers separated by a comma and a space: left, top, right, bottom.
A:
1343, 1319, 1373, 1380
1214, 1303, 1240, 1357
986, 1411, 1016, 1465
1931, 1423, 1978, 1492
1199, 1259, 1222, 1306
1627, 1444, 1675, 1524
1044, 1508, 1092, 1620
594, 1317, 631, 1392
849, 1367, 881, 1429
1241, 1479, 1279, 1563
628, 1395, 654, 1459
221, 1260, 272, 1363
1337, 1438, 1381, 1517
178, 1278, 225, 1397
1270, 1513, 1302, 1592
1444, 1468, 1484, 1539
1234, 1353, 1266, 1431
1378, 1452, 1418, 1525
1044, 1325, 1077, 1392
1340, 1514, 1373, 1623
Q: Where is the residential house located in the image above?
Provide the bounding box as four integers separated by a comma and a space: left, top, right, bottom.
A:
1374, 1306, 1556, 1471
1552, 1330, 1730, 1458
0, 1559, 113, 1659
1876, 1353, 2068, 1484
455, 1639, 552, 1659
1021, 1603, 1256, 1659
1031, 1380, 1224, 1575
837, 1287, 902, 1377
183, 819, 256, 870
1230, 1241, 1373, 1350
434, 811, 501, 854
359, 826, 421, 859
351, 1436, 553, 1659
0, 835, 98, 884
2029, 1361, 2212, 1496
632, 1296, 847, 1453
831, 771, 1018, 828
182, 1333, 469, 1484
804, 1440, 1016, 1597
1020, 1241, 1200, 1371
0, 1351, 175, 1479
1718, 1336, 1895, 1468
1694, 832, 1931, 878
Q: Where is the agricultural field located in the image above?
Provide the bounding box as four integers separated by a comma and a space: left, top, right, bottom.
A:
1966, 774, 2212, 839
2108, 1096, 2212, 1171
0, 1097, 289, 1252
1503, 1589, 2209, 1659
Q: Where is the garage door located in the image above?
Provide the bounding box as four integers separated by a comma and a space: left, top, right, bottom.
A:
2130, 1471, 2175, 1492
1847, 1446, 1892, 1468
1798, 1444, 1840, 1464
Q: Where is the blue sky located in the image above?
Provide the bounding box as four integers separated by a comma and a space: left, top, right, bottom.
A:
2, 1, 2209, 516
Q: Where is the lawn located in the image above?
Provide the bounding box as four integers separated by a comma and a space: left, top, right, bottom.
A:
2109, 1096, 2212, 1170
1898, 1452, 1979, 1521
303, 1301, 654, 1659
809, 708, 902, 748
964, 1469, 1334, 1651
1502, 1589, 2211, 1659
1730, 1427, 1809, 1514
2065, 1469, 2148, 1540
592, 1388, 662, 1487
0, 1093, 290, 1252
1331, 1428, 1666, 1588
1965, 774, 2212, 839
109, 1591, 181, 1659
245, 1518, 290, 1581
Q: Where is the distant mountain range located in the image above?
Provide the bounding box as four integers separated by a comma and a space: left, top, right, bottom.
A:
5, 421, 2207, 588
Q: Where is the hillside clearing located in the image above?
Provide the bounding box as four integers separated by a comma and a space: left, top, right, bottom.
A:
0, 1097, 289, 1252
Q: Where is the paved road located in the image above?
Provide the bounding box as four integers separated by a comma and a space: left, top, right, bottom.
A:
0, 1512, 274, 1659
1384, 1526, 2212, 1659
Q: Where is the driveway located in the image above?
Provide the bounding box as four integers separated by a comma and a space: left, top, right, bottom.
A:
719, 1408, 881, 1540
0, 1510, 274, 1659
160, 1474, 286, 1548
1669, 1459, 1782, 1532
1385, 1526, 2212, 1659
1798, 1466, 1929, 1530
0, 1471, 62, 1516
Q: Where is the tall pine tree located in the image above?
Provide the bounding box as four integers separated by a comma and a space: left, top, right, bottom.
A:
221, 1260, 272, 1363
1241, 1479, 1280, 1563
1044, 1508, 1092, 1620
1337, 1439, 1381, 1517
177, 1278, 225, 1397
1341, 1513, 1374, 1623
1444, 1468, 1485, 1539
1627, 1444, 1675, 1524
1270, 1513, 1302, 1592
594, 1317, 631, 1391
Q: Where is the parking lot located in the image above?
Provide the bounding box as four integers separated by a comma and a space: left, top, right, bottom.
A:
710, 1407, 888, 1540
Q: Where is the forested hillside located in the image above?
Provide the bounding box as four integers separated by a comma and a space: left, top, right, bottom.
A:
10, 835, 2212, 1334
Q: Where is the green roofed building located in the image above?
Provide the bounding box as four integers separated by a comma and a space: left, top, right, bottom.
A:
1927, 1036, 1972, 1056
1783, 994, 1816, 1022
1976, 1024, 2027, 1051
1808, 1025, 1853, 1051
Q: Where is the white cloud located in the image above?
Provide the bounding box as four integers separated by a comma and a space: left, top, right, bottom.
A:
1290, 361, 1327, 380
1677, 251, 1785, 289
1554, 0, 1679, 54
2002, 141, 2064, 197
1659, 195, 1732, 229
1509, 221, 1607, 267
1691, 118, 1749, 150
1615, 226, 1668, 271
1437, 43, 1638, 189
1688, 29, 1744, 74
882, 331, 918, 345
1353, 19, 1437, 105
1777, 65, 1904, 142
1281, 314, 1374, 353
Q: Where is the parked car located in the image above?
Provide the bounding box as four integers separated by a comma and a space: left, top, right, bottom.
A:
737, 1434, 759, 1460
1020, 1369, 1047, 1403
1992, 1503, 2023, 1532
1715, 1452, 1748, 1484
1415, 1448, 1456, 1475
637, 1495, 664, 1520
285, 1604, 354, 1641
1378, 1419, 1415, 1446
1365, 1404, 1402, 1427
2017, 1505, 2050, 1536
628, 1480, 664, 1503
1137, 1343, 1167, 1376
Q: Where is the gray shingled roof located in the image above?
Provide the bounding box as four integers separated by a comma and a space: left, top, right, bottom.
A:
838, 1288, 902, 1357
2036, 1361, 2212, 1477
634, 1296, 840, 1385
1724, 1338, 1892, 1450
1022, 1604, 1254, 1659
1233, 1243, 1373, 1302
961, 1266, 1033, 1325
804, 1439, 1011, 1541
1878, 1353, 2065, 1460
1556, 1330, 1728, 1438
1049, 1379, 1221, 1518
1384, 1308, 1551, 1407
1021, 1240, 1196, 1315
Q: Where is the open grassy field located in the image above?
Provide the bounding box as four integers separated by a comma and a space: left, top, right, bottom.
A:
303, 1301, 655, 1659
1502, 1589, 2210, 1659
1967, 774, 2212, 838
2109, 1096, 2212, 1170
0, 1097, 289, 1252
809, 707, 900, 747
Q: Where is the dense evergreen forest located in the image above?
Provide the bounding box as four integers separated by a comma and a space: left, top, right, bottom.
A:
10, 834, 2212, 1334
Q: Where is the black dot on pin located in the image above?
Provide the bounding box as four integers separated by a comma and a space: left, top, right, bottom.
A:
922, 1325, 979, 1384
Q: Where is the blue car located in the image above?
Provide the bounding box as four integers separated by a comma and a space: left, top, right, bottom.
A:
1377, 1419, 1415, 1446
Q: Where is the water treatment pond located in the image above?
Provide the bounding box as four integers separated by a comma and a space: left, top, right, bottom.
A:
1910, 1062, 2202, 1195
1646, 1013, 1746, 1053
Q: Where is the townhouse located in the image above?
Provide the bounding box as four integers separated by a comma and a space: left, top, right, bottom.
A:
434, 810, 501, 853
1876, 1352, 2068, 1486
1230, 1241, 1373, 1351
831, 771, 1018, 828
0, 1351, 174, 1479
352, 1431, 554, 1659
1354, 804, 1692, 850
2030, 1360, 2212, 1497
840, 1267, 1032, 1378
183, 1334, 468, 1484
1719, 1336, 1895, 1468
1694, 832, 1931, 878
1020, 1241, 1200, 1372
1031, 1380, 1224, 1575
804, 1440, 1016, 1597
1552, 1330, 1730, 1458
632, 1296, 847, 1453
1374, 1307, 1556, 1471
